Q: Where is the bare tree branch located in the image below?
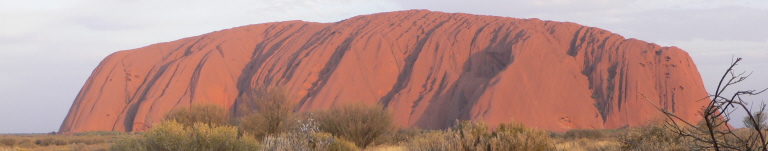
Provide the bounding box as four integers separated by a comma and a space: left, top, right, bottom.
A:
643, 57, 768, 151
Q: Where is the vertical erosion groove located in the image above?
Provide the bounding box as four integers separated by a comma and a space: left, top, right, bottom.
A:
234, 23, 298, 102
119, 60, 174, 132
567, 27, 585, 57
379, 19, 450, 107
297, 35, 354, 107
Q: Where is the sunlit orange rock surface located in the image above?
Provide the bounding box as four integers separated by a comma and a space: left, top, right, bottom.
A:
60, 10, 709, 133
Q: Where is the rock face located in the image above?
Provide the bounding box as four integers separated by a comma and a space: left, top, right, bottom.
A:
60, 10, 709, 133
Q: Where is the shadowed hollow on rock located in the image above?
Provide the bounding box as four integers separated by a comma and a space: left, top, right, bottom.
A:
60, 10, 708, 133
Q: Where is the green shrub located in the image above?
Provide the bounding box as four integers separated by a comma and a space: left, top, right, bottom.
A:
110, 121, 259, 151
34, 138, 45, 146
489, 122, 554, 151
18, 139, 30, 145
35, 137, 67, 146
109, 135, 147, 151
165, 104, 231, 128
0, 137, 16, 147
328, 137, 359, 151
234, 134, 261, 151
53, 138, 67, 146
452, 120, 491, 151
145, 121, 189, 150
73, 131, 123, 136
18, 140, 38, 149
35, 137, 55, 146
71, 143, 89, 151
188, 123, 260, 150
565, 129, 607, 140
68, 137, 107, 145
317, 103, 393, 148
237, 86, 296, 139
238, 112, 296, 140
383, 128, 423, 144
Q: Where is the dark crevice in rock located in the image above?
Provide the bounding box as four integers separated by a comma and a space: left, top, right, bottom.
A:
567, 27, 585, 57
379, 19, 450, 107
296, 34, 356, 108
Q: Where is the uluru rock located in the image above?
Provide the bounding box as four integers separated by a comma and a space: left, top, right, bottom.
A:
60, 10, 709, 133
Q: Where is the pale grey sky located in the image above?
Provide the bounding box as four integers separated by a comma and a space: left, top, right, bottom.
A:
0, 0, 765, 133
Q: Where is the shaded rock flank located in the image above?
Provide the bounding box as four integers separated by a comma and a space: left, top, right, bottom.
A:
60, 10, 709, 132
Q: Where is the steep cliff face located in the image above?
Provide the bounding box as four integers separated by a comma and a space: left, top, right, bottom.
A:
60, 10, 709, 132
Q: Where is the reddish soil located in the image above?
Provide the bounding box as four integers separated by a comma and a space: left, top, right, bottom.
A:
60, 10, 709, 132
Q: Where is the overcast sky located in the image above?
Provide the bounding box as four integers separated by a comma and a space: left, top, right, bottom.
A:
1, 0, 766, 133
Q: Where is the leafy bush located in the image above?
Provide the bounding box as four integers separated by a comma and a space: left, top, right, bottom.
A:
165, 104, 231, 127
327, 137, 359, 151
564, 129, 607, 140
34, 137, 67, 146
109, 121, 260, 151
33, 138, 45, 146
191, 123, 261, 150
71, 143, 90, 151
382, 128, 424, 145
237, 86, 296, 139
18, 140, 39, 149
452, 120, 491, 151
73, 131, 123, 136
18, 138, 30, 145
53, 138, 67, 146
110, 135, 147, 151
0, 137, 16, 147
317, 103, 393, 148
66, 137, 107, 145
144, 121, 189, 150
0, 135, 113, 150
489, 122, 555, 151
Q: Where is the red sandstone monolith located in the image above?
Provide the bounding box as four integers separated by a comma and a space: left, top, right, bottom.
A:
60, 10, 709, 132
